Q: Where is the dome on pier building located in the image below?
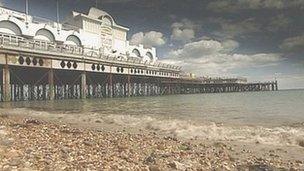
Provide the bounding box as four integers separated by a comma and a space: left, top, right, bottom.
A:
87, 7, 115, 26
63, 7, 129, 50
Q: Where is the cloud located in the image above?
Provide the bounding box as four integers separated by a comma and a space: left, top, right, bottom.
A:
162, 39, 282, 76
169, 39, 222, 58
99, 0, 136, 4
266, 15, 292, 32
100, 0, 162, 8
171, 19, 195, 43
130, 31, 166, 47
211, 18, 261, 39
207, 0, 304, 12
280, 34, 304, 52
221, 40, 239, 52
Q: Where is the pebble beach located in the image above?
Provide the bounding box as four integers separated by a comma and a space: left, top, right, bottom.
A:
0, 113, 304, 170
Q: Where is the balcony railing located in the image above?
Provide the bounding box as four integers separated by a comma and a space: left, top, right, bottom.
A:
0, 33, 181, 71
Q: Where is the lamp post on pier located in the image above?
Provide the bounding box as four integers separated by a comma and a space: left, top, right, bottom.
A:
25, 0, 29, 25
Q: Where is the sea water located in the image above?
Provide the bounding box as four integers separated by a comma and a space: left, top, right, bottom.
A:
1, 89, 304, 146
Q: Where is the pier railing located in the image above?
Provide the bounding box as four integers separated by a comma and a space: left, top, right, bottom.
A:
0, 34, 181, 71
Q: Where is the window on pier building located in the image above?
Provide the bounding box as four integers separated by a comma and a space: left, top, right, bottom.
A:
34, 29, 55, 42
132, 49, 141, 58
65, 35, 82, 46
0, 20, 22, 35
101, 16, 112, 27
146, 52, 153, 61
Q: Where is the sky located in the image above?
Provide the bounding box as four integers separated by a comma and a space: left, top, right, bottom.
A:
1, 0, 304, 89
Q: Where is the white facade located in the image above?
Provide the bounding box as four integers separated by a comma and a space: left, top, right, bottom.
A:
0, 6, 158, 63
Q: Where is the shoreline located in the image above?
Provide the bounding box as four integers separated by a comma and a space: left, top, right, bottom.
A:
0, 114, 304, 170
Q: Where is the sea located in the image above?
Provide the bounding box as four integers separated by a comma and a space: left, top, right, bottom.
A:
1, 89, 304, 146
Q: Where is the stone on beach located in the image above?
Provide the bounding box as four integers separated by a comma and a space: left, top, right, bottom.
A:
0, 115, 303, 170
298, 139, 304, 148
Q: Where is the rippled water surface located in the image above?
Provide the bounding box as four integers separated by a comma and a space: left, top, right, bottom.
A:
2, 89, 304, 127
2, 89, 304, 146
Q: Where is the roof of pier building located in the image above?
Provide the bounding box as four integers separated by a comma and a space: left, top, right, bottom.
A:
66, 7, 129, 31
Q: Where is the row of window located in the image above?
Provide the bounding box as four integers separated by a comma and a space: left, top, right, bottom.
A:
57, 61, 179, 77
60, 60, 78, 69
90, 65, 178, 77
91, 64, 106, 71
91, 64, 124, 73
130, 68, 179, 77
92, 65, 179, 77
15, 57, 178, 77
18, 56, 44, 66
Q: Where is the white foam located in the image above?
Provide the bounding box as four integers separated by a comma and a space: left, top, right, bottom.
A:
103, 114, 304, 146
2, 108, 304, 147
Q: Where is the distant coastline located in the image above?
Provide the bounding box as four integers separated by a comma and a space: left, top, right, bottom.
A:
278, 88, 304, 91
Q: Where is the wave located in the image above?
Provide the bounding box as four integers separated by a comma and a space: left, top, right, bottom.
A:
2, 107, 304, 147
103, 114, 304, 147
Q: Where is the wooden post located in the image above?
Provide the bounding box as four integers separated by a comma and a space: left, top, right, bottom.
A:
127, 74, 131, 97
48, 69, 55, 100
168, 79, 171, 95
3, 57, 11, 102
81, 72, 86, 99
109, 74, 113, 98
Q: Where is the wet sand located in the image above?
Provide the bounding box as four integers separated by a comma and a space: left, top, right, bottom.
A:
0, 113, 304, 170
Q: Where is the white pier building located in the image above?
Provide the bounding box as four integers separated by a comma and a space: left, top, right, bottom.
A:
0, 5, 181, 101
0, 6, 180, 75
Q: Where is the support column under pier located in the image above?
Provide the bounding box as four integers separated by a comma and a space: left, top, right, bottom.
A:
48, 69, 55, 100
81, 72, 87, 99
2, 63, 11, 102
109, 74, 113, 98
127, 75, 131, 97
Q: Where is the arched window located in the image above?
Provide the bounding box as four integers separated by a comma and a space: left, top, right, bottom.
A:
34, 29, 55, 42
132, 49, 141, 58
0, 21, 22, 35
102, 16, 112, 26
64, 35, 82, 46
146, 52, 153, 61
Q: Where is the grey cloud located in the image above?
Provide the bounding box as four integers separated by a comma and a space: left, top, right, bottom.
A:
100, 0, 163, 8
280, 34, 304, 52
266, 15, 292, 32
211, 18, 261, 39
221, 40, 239, 53
99, 0, 136, 4
171, 19, 196, 43
207, 0, 304, 12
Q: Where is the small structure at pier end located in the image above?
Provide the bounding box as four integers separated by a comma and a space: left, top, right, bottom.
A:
0, 6, 277, 102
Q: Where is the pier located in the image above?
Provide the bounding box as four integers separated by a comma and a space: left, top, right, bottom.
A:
161, 79, 278, 95
0, 34, 278, 102
0, 35, 278, 102
0, 6, 278, 102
